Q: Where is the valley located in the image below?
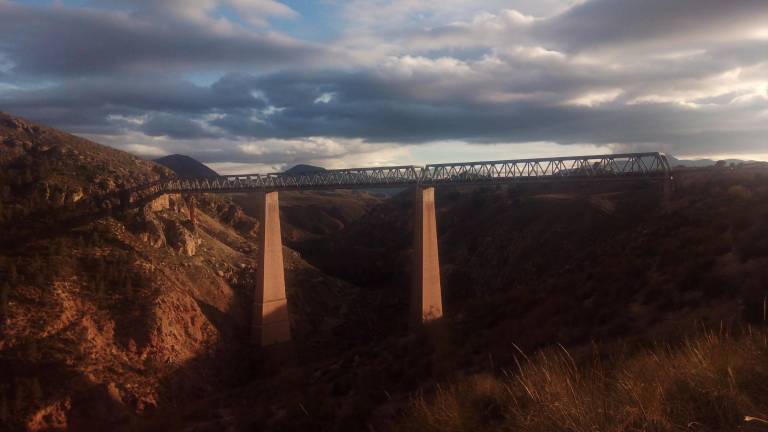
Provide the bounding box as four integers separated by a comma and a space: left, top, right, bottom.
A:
1, 113, 768, 431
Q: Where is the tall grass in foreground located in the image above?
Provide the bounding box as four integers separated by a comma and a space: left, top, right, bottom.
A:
400, 330, 768, 431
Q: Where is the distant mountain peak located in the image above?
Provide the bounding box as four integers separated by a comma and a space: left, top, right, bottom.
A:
154, 154, 219, 178
284, 164, 326, 175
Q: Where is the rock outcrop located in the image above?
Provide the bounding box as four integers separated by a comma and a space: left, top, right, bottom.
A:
165, 219, 200, 256
139, 206, 166, 248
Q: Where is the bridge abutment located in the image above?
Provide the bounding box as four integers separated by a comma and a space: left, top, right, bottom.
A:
412, 186, 443, 324
253, 191, 291, 347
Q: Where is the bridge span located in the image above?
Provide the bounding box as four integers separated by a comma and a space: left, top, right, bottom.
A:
127, 152, 672, 347
132, 152, 671, 196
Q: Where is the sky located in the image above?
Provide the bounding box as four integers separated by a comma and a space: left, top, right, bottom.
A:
0, 0, 766, 173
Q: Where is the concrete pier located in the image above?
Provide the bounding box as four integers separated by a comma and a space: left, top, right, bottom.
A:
253, 191, 291, 346
412, 187, 443, 324
183, 194, 197, 226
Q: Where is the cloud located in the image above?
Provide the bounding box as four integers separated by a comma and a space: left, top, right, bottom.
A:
243, 81, 765, 155
100, 0, 297, 23
0, 1, 322, 77
140, 113, 219, 139
536, 0, 768, 52
0, 75, 268, 133
123, 143, 169, 157
227, 0, 297, 25
85, 128, 406, 172
0, 0, 767, 168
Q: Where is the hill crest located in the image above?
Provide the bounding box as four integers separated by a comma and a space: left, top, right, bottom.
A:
154, 154, 219, 178
284, 163, 325, 174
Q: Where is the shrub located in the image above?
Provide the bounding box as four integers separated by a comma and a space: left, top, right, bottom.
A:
728, 184, 752, 200
397, 330, 768, 432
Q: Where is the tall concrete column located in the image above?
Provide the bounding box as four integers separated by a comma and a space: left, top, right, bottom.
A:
183, 194, 196, 227
253, 191, 291, 346
412, 186, 443, 324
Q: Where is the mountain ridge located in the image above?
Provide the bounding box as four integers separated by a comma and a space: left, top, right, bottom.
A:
154, 154, 219, 178
667, 154, 756, 167
284, 163, 326, 174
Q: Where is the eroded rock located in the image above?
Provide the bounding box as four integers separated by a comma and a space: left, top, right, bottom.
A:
165, 220, 200, 256
67, 187, 84, 204
139, 206, 166, 248
146, 194, 170, 212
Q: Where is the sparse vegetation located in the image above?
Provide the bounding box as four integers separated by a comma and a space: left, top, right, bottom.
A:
400, 329, 768, 432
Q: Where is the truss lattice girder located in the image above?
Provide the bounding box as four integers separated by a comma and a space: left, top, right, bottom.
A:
130, 152, 671, 199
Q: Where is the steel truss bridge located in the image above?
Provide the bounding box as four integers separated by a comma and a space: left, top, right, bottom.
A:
119, 151, 673, 346
129, 152, 672, 200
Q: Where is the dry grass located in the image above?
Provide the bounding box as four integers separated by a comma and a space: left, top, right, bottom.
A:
399, 329, 768, 431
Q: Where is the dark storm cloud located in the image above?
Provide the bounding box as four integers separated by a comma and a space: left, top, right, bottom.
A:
537, 0, 768, 51
0, 2, 323, 77
140, 113, 217, 139
2, 77, 258, 112
0, 76, 267, 134
204, 70, 767, 156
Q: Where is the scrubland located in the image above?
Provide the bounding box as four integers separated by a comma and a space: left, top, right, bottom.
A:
401, 328, 768, 432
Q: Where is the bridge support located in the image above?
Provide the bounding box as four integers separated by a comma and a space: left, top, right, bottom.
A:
412, 187, 443, 324
253, 191, 291, 347
183, 194, 196, 227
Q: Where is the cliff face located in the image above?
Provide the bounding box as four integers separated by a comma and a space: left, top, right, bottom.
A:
0, 114, 358, 430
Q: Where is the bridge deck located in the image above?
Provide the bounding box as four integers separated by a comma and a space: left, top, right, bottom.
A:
129, 152, 672, 199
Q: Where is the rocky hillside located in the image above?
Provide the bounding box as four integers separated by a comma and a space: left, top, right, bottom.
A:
0, 112, 170, 222
0, 114, 361, 430
231, 190, 383, 245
